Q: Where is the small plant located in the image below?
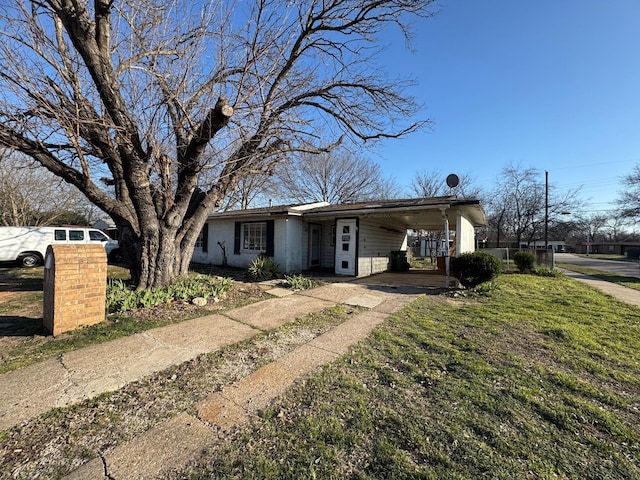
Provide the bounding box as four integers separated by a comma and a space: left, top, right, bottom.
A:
451, 251, 502, 289
106, 275, 234, 312
247, 253, 282, 281
283, 274, 319, 291
513, 250, 536, 273
536, 267, 562, 277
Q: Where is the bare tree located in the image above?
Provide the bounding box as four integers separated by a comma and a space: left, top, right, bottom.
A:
220, 171, 278, 211
0, 149, 95, 226
274, 148, 400, 204
410, 170, 481, 198
486, 163, 577, 247
0, 0, 434, 288
617, 163, 640, 220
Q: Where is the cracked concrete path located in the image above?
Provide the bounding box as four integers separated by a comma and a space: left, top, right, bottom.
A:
0, 281, 414, 432
0, 275, 429, 479
62, 309, 400, 480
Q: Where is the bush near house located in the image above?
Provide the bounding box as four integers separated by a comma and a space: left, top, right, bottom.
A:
451, 251, 502, 289
247, 253, 282, 281
513, 250, 537, 273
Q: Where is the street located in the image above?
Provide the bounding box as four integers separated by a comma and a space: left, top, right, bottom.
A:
555, 253, 640, 278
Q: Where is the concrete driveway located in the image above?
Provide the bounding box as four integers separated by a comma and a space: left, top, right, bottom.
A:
555, 253, 640, 278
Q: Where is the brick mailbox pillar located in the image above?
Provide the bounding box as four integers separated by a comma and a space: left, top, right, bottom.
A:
43, 244, 107, 336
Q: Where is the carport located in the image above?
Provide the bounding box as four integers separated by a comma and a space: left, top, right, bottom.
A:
302, 196, 487, 284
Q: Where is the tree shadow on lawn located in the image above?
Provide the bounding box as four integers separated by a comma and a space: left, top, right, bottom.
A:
0, 266, 44, 293
0, 314, 46, 336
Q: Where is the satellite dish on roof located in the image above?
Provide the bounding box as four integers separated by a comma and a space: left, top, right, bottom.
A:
446, 174, 459, 189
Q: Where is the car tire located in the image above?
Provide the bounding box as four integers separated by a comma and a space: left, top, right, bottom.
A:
19, 253, 42, 268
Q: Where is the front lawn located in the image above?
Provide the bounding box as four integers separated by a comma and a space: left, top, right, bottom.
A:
178, 274, 640, 479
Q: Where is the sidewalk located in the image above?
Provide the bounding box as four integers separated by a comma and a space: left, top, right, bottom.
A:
560, 269, 640, 308
0, 278, 426, 479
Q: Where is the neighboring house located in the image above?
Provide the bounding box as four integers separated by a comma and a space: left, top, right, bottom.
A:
192, 197, 487, 277
575, 241, 640, 256
524, 240, 566, 252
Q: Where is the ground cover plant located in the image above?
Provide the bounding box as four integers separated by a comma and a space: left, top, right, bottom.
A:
106, 274, 234, 312
0, 267, 266, 374
281, 274, 321, 291
176, 274, 640, 479
557, 262, 640, 292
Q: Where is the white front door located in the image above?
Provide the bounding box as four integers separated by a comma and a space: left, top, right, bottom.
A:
334, 219, 357, 275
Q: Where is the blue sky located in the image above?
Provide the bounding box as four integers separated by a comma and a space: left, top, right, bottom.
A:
375, 1, 640, 217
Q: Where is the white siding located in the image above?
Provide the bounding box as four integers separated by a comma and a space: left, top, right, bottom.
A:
192, 217, 302, 272
455, 214, 476, 254
282, 217, 304, 272
356, 218, 407, 277
192, 220, 235, 266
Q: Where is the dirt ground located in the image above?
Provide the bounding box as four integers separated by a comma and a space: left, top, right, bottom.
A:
0, 266, 265, 366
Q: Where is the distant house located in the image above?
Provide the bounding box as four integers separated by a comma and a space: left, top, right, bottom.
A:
524, 240, 566, 252
192, 197, 487, 277
575, 241, 640, 256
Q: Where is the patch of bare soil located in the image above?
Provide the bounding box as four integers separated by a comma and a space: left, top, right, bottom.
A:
0, 267, 47, 356
0, 303, 354, 480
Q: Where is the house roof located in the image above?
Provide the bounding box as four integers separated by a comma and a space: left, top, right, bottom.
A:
209, 197, 487, 230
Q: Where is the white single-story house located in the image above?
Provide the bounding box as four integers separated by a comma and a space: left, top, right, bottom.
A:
192, 197, 487, 277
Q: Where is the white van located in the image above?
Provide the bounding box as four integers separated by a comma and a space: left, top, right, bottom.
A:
0, 226, 121, 267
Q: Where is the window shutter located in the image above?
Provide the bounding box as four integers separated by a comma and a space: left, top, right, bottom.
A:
266, 220, 275, 256
201, 222, 208, 253
234, 222, 241, 255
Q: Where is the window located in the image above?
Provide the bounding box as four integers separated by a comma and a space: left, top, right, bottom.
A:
69, 230, 84, 241
54, 230, 66, 241
89, 230, 108, 241
243, 222, 267, 251
234, 220, 273, 256
195, 231, 204, 249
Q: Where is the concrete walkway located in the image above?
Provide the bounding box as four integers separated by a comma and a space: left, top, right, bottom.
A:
0, 278, 426, 479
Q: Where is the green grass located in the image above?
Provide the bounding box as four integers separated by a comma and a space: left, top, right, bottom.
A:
557, 262, 640, 292
178, 274, 640, 479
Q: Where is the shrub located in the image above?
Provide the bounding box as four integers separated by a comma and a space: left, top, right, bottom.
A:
451, 251, 502, 289
247, 253, 282, 281
513, 250, 536, 273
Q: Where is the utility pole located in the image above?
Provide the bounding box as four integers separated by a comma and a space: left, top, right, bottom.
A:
544, 170, 549, 266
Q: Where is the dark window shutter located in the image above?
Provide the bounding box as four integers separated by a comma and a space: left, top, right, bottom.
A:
201, 223, 208, 253
266, 220, 275, 256
234, 222, 241, 255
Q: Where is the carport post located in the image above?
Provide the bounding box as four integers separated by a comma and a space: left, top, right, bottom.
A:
441, 208, 450, 288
